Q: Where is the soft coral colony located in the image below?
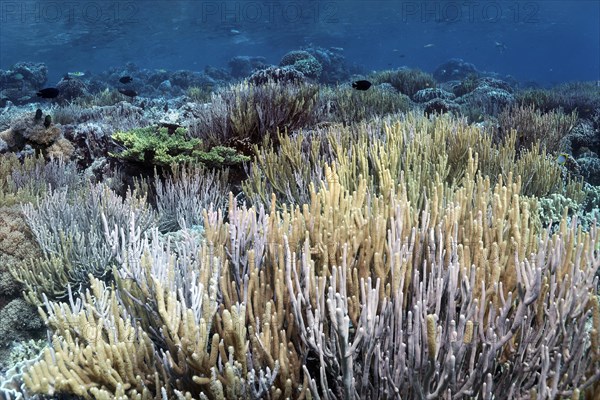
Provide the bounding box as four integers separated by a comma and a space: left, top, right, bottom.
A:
0, 59, 599, 399
1, 111, 598, 399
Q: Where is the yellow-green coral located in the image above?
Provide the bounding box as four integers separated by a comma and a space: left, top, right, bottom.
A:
193, 145, 250, 168
318, 86, 411, 123
111, 126, 248, 167
0, 154, 46, 207
243, 112, 584, 210
111, 126, 202, 165
369, 68, 436, 97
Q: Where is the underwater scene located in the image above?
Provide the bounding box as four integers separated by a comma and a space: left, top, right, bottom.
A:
0, 0, 599, 399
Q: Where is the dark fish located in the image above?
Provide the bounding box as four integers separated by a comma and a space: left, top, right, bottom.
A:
163, 104, 168, 112
62, 74, 72, 81
36, 88, 60, 98
35, 109, 43, 121
352, 80, 372, 91
118, 88, 137, 97
43, 115, 52, 128
119, 76, 133, 84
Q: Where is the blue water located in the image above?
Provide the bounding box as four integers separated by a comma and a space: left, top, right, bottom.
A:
1, 0, 598, 86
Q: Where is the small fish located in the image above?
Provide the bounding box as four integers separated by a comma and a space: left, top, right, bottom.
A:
352, 80, 372, 91
119, 76, 133, 84
43, 115, 52, 128
62, 74, 72, 81
35, 109, 43, 121
556, 153, 569, 165
36, 88, 60, 98
68, 71, 85, 77
495, 41, 508, 53
424, 43, 435, 48
163, 104, 169, 112
118, 88, 137, 97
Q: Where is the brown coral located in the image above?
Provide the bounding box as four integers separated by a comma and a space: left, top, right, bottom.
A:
45, 136, 75, 159
0, 207, 41, 298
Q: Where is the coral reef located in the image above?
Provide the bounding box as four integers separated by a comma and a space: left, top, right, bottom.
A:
243, 113, 583, 210
0, 299, 44, 373
561, 119, 600, 185
497, 104, 578, 153
13, 159, 600, 399
0, 109, 76, 162
423, 97, 461, 116
304, 46, 352, 84
228, 56, 268, 79
577, 152, 600, 186
433, 58, 479, 82
248, 66, 307, 86
279, 50, 323, 80
517, 82, 600, 119
188, 81, 319, 149
0, 112, 59, 147
0, 62, 48, 106
317, 85, 411, 124
412, 87, 456, 103
0, 208, 40, 299
186, 86, 213, 103
154, 164, 230, 232
456, 85, 515, 117
0, 58, 599, 400
370, 68, 436, 98
55, 77, 90, 102
13, 181, 156, 303
0, 154, 82, 207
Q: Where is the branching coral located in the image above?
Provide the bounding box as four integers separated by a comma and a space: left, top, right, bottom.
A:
0, 154, 81, 207
188, 81, 318, 149
154, 163, 230, 232
12, 182, 156, 303
19, 163, 600, 399
316, 85, 411, 124
498, 104, 578, 153
370, 68, 436, 98
10, 112, 599, 400
243, 112, 584, 211
23, 280, 164, 399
